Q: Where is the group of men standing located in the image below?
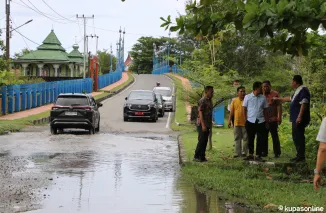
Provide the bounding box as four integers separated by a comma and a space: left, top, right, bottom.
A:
194, 75, 311, 163
228, 80, 283, 162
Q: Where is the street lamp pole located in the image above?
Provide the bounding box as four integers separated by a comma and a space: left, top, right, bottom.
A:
10, 19, 33, 33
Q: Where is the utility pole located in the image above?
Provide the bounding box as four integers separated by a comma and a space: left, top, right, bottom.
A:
76, 14, 94, 79
5, 0, 10, 63
95, 35, 99, 55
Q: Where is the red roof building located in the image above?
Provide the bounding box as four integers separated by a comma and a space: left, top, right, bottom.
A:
124, 53, 132, 71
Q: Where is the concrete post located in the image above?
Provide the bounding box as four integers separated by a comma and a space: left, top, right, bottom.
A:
53, 64, 60, 77
69, 64, 74, 77
22, 63, 29, 76
37, 64, 44, 76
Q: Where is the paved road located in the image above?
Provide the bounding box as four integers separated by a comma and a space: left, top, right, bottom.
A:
100, 74, 175, 133
0, 74, 249, 213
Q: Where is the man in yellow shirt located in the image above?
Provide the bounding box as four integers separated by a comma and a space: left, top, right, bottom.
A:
228, 86, 248, 158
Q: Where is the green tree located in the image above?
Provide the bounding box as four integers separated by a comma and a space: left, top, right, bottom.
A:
14, 48, 31, 59
97, 50, 117, 74
162, 0, 326, 57
0, 30, 8, 71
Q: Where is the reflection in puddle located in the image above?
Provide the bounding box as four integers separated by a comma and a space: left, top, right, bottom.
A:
0, 132, 251, 213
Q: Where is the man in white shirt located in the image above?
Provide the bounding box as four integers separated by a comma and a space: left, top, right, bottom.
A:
242, 81, 269, 161
314, 118, 326, 190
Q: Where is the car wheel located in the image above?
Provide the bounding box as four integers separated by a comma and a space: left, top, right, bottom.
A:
58, 128, 64, 134
95, 119, 100, 132
89, 126, 95, 135
124, 117, 128, 122
50, 126, 57, 135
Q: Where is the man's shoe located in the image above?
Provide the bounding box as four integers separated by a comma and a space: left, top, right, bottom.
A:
255, 156, 264, 162
233, 155, 240, 158
244, 155, 254, 161
294, 158, 306, 163
193, 158, 201, 162
274, 154, 280, 158
200, 158, 208, 162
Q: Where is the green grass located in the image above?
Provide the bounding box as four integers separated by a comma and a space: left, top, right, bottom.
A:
166, 74, 192, 131
0, 73, 134, 135
167, 73, 326, 210
180, 127, 326, 209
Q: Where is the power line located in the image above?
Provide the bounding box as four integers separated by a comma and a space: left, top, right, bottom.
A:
17, 0, 69, 24
41, 0, 77, 23
13, 0, 166, 37
10, 16, 37, 59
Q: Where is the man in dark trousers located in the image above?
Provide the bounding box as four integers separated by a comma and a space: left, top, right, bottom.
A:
263, 80, 282, 158
194, 86, 214, 162
243, 82, 269, 162
274, 75, 310, 163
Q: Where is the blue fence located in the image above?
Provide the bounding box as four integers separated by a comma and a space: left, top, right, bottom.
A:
1, 71, 123, 115
152, 65, 170, 75
98, 71, 122, 89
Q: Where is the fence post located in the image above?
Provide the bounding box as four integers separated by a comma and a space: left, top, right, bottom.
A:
7, 85, 14, 113
41, 83, 46, 105
14, 85, 20, 112
21, 84, 27, 111
1, 86, 7, 115
26, 85, 31, 109
36, 83, 41, 107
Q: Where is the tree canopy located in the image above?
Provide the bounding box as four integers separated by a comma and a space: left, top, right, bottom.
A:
97, 50, 117, 74
161, 0, 326, 56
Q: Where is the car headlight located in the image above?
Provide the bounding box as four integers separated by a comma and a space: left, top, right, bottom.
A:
158, 104, 163, 108
148, 104, 157, 108
124, 103, 132, 107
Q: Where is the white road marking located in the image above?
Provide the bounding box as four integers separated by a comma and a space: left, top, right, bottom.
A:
101, 74, 137, 104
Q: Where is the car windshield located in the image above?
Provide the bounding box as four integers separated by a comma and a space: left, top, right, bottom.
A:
153, 89, 171, 96
128, 92, 153, 100
55, 96, 89, 106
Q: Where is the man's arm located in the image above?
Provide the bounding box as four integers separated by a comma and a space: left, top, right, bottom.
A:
314, 143, 326, 190
277, 104, 283, 123
228, 101, 234, 128
273, 97, 291, 102
242, 95, 248, 122
198, 100, 207, 131
243, 107, 247, 122
297, 88, 310, 124
276, 93, 283, 123
263, 98, 269, 123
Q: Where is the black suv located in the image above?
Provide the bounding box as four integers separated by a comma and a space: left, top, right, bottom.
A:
50, 93, 102, 134
123, 90, 158, 122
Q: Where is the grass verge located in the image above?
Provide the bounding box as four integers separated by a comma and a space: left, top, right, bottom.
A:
166, 74, 191, 132
167, 73, 326, 210
0, 73, 134, 135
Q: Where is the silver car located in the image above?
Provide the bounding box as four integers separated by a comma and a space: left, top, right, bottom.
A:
153, 87, 173, 111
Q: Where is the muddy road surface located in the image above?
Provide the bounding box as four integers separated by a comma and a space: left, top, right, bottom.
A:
0, 75, 250, 213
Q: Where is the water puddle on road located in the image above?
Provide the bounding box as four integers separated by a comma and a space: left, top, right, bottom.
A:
0, 132, 251, 213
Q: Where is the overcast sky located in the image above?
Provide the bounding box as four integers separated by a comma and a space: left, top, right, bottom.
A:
1, 0, 186, 59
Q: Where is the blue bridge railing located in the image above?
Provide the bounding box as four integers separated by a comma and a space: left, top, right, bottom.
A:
1, 71, 123, 115
152, 64, 185, 75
